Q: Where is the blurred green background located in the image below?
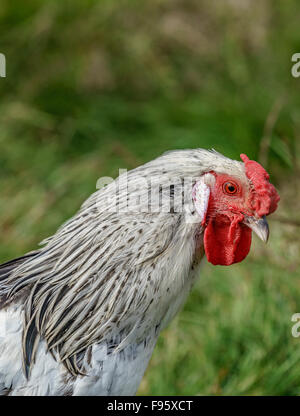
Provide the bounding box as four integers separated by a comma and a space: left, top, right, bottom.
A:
1, 0, 300, 395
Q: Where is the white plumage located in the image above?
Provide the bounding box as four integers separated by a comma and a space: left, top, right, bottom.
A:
0, 148, 277, 395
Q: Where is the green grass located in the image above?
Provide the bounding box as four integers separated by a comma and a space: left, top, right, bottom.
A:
0, 0, 300, 395
140, 226, 300, 395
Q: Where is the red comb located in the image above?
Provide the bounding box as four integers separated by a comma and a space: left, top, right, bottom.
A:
240, 154, 280, 216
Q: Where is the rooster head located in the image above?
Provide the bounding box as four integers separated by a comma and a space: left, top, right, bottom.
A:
193, 153, 280, 266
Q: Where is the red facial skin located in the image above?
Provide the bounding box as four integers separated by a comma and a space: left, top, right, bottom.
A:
203, 155, 280, 266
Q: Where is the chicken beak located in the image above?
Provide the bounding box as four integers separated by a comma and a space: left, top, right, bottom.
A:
243, 215, 269, 243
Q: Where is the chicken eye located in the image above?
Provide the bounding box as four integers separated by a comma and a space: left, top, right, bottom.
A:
223, 181, 238, 195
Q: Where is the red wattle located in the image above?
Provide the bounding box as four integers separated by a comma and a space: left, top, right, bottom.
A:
204, 217, 252, 266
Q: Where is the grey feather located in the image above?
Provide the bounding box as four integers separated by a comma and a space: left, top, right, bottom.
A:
0, 148, 247, 394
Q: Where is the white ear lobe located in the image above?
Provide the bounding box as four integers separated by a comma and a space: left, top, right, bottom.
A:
192, 175, 211, 223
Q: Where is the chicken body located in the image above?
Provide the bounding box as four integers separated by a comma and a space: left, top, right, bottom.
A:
0, 149, 279, 395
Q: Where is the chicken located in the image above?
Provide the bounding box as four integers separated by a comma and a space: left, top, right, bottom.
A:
0, 149, 280, 395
